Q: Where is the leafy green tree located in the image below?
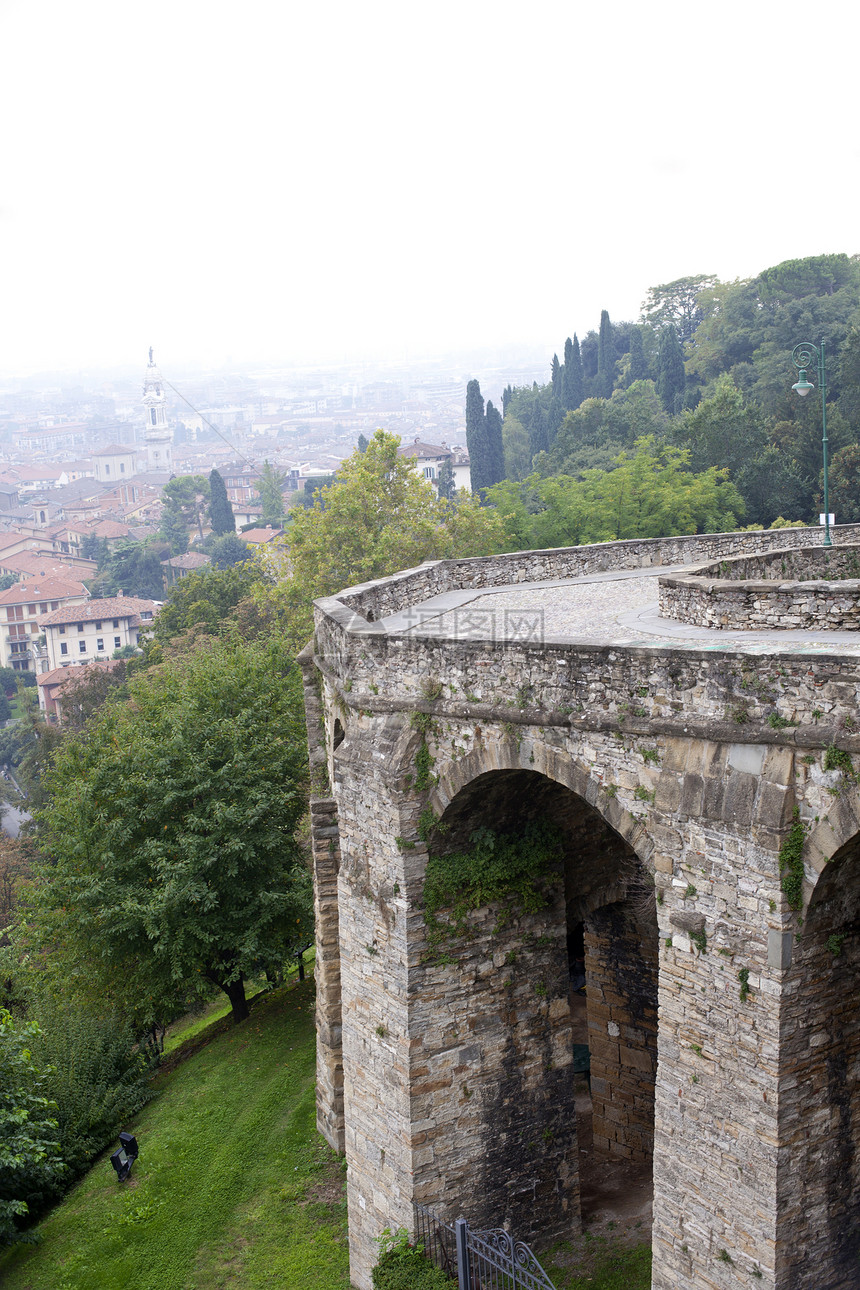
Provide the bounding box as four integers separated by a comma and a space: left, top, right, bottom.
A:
436, 457, 455, 501
822, 443, 860, 523
641, 274, 718, 343
208, 469, 235, 535
159, 497, 189, 556
501, 384, 513, 417
502, 415, 532, 482
528, 397, 547, 457
162, 475, 211, 544
657, 323, 686, 413
32, 635, 312, 1024
150, 562, 259, 649
0, 1009, 64, 1244
627, 327, 649, 384
357, 434, 369, 454
267, 431, 506, 644
208, 532, 252, 570
551, 353, 561, 398
89, 538, 169, 600
257, 461, 287, 524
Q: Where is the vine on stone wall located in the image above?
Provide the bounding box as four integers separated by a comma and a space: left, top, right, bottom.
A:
778, 807, 807, 911
422, 823, 563, 958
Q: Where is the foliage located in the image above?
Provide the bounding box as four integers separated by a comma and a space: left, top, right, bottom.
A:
778, 807, 807, 911
160, 475, 211, 551
207, 469, 235, 535
422, 823, 562, 955
488, 438, 744, 549
54, 660, 129, 732
256, 460, 287, 524
372, 1228, 454, 1289
87, 538, 170, 600
0, 1009, 65, 1246
26, 1002, 155, 1176
30, 634, 312, 1024
640, 273, 718, 343
149, 561, 259, 650
206, 532, 253, 570
264, 430, 506, 645
466, 379, 492, 493
0, 983, 351, 1290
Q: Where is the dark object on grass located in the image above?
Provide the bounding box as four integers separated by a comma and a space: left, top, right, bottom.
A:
110, 1132, 139, 1182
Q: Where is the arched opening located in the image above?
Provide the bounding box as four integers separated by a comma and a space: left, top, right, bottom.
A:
418, 767, 657, 1247
777, 831, 860, 1286
333, 718, 345, 751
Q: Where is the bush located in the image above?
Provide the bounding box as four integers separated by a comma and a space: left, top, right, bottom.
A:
27, 1004, 156, 1176
0, 1009, 65, 1244
372, 1227, 455, 1289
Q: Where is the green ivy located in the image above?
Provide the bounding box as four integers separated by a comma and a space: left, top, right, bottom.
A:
824, 745, 855, 779
779, 807, 807, 911
422, 823, 562, 957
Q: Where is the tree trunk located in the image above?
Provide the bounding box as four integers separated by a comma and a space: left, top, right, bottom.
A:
205, 971, 249, 1022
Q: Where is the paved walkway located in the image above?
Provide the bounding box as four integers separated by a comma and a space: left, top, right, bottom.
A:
381, 565, 860, 655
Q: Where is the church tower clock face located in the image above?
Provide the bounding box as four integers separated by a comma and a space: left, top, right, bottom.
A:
142, 348, 173, 475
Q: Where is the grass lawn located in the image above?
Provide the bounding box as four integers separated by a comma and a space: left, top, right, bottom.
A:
0, 980, 351, 1290
543, 1233, 652, 1289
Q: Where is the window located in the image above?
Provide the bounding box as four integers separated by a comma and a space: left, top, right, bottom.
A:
97, 638, 104, 651
8, 625, 25, 639
77, 623, 84, 633
114, 636, 121, 648
150, 409, 157, 425
105, 464, 110, 475
60, 643, 68, 656
59, 625, 66, 634
112, 619, 119, 628
27, 605, 36, 615
423, 466, 436, 480
79, 641, 86, 653
95, 621, 102, 630
120, 463, 125, 474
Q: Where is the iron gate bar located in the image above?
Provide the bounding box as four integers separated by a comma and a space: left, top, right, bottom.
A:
467, 1227, 557, 1290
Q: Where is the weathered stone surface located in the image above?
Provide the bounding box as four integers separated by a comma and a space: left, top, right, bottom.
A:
305, 528, 860, 1290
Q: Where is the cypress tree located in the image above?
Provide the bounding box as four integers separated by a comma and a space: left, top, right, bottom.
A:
628, 327, 648, 385
597, 309, 615, 398
208, 468, 236, 535
562, 335, 584, 410
551, 354, 561, 399
465, 379, 490, 493
501, 384, 513, 417
485, 400, 505, 485
547, 396, 564, 449
657, 323, 686, 414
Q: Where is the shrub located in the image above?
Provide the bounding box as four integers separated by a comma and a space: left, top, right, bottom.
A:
372, 1227, 455, 1289
27, 1004, 156, 1176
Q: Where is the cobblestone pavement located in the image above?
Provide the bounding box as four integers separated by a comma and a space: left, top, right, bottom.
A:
400, 569, 860, 655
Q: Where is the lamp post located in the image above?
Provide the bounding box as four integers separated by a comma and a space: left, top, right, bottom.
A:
791, 340, 832, 547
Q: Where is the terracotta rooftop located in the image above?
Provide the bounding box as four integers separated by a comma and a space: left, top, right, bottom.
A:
0, 577, 87, 606
38, 659, 123, 689
239, 527, 283, 544
0, 554, 96, 578
39, 596, 159, 627
161, 552, 211, 569
397, 439, 452, 459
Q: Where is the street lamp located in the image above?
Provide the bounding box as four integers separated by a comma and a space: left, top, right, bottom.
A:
791, 340, 832, 547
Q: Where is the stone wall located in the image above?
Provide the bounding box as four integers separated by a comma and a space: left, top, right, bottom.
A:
307, 530, 860, 1290
659, 543, 860, 631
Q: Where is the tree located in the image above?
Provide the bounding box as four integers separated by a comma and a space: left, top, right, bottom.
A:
562, 335, 584, 410
159, 497, 189, 556
256, 461, 286, 524
627, 327, 648, 384
357, 434, 369, 454
150, 562, 259, 649
502, 415, 532, 482
657, 323, 686, 413
485, 400, 505, 484
551, 354, 561, 398
208, 469, 235, 535
0, 1009, 64, 1244
465, 379, 492, 493
641, 274, 718, 343
823, 443, 860, 523
208, 532, 252, 570
161, 475, 211, 544
268, 431, 506, 644
436, 457, 455, 501
597, 310, 615, 398
32, 635, 312, 1025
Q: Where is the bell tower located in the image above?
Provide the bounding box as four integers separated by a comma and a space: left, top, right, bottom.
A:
142, 347, 173, 474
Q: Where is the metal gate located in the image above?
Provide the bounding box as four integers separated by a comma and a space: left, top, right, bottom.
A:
414, 1204, 558, 1290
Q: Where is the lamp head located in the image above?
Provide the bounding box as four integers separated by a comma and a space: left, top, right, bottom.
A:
792, 369, 814, 397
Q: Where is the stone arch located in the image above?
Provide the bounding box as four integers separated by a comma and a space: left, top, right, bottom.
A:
418, 737, 658, 1243
430, 735, 654, 871
801, 783, 860, 912
776, 824, 860, 1287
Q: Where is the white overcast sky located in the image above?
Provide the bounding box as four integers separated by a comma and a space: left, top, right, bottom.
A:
0, 0, 857, 378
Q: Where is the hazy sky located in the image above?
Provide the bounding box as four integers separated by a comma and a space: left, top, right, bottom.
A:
1, 0, 857, 379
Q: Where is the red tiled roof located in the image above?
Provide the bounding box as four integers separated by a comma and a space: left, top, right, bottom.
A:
39, 596, 159, 627
38, 659, 123, 689
0, 578, 87, 606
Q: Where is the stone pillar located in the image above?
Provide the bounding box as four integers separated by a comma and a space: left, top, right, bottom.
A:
585, 901, 657, 1163
310, 798, 344, 1152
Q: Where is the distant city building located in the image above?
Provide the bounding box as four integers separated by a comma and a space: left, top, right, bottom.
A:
40, 594, 158, 672
0, 576, 89, 673
397, 437, 471, 494
91, 443, 138, 484
161, 551, 211, 589
142, 349, 173, 475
